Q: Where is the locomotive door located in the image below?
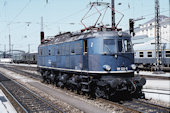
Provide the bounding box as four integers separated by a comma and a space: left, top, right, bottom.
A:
83, 40, 88, 70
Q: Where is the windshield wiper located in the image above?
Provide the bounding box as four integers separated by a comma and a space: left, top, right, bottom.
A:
104, 45, 112, 54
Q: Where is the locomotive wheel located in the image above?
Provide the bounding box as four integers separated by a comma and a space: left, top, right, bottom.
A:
76, 89, 80, 95
76, 83, 81, 95
95, 86, 110, 99
95, 86, 104, 98
49, 72, 56, 84
42, 71, 48, 82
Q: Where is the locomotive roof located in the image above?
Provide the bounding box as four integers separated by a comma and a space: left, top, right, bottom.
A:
39, 30, 131, 47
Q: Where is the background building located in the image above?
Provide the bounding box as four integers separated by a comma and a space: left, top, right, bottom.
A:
134, 15, 170, 41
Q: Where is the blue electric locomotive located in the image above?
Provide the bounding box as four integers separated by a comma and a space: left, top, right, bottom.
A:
37, 2, 146, 100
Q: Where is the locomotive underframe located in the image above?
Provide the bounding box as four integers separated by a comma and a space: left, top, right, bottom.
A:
38, 66, 145, 100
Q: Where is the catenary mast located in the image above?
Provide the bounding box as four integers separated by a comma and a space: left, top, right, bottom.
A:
154, 0, 162, 72
111, 0, 115, 28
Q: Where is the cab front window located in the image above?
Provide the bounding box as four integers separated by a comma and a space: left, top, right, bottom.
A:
103, 39, 116, 54
118, 39, 133, 53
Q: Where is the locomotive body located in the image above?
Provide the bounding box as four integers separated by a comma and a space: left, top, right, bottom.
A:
38, 29, 145, 99
38, 31, 134, 72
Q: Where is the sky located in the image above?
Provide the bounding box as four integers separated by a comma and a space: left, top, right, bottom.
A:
0, 0, 169, 53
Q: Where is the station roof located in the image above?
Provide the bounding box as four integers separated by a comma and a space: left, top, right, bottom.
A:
133, 37, 170, 51
132, 35, 154, 44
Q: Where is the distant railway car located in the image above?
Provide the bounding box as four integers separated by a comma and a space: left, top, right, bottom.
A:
22, 52, 37, 64
0, 51, 4, 58
0, 58, 13, 63
12, 52, 37, 64
133, 37, 170, 67
37, 2, 146, 100
13, 54, 24, 64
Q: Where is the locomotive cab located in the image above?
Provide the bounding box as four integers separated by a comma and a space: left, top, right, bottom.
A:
85, 30, 145, 99
87, 30, 135, 74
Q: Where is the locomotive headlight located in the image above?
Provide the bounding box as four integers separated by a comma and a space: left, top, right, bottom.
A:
131, 64, 136, 70
118, 31, 123, 37
103, 65, 111, 71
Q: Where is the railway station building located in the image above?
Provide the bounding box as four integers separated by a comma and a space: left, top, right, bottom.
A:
134, 15, 170, 41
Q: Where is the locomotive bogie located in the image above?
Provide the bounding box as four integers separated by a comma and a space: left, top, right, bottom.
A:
39, 67, 145, 99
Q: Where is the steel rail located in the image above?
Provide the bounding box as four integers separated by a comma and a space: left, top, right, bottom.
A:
122, 99, 170, 113
133, 99, 170, 112
0, 83, 28, 113
0, 72, 64, 113
143, 90, 170, 95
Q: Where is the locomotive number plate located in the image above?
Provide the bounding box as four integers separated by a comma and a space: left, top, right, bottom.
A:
117, 67, 128, 71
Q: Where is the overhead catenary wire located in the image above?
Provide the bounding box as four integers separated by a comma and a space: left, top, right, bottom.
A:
48, 6, 89, 27
0, 0, 31, 34
8, 0, 31, 25
1, 0, 169, 52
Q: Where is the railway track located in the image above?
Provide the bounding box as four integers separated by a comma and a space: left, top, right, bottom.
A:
121, 99, 170, 113
100, 98, 170, 113
9, 64, 38, 71
1, 64, 170, 113
0, 73, 64, 113
138, 66, 170, 72
138, 74, 170, 80
0, 64, 42, 81
143, 88, 170, 95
